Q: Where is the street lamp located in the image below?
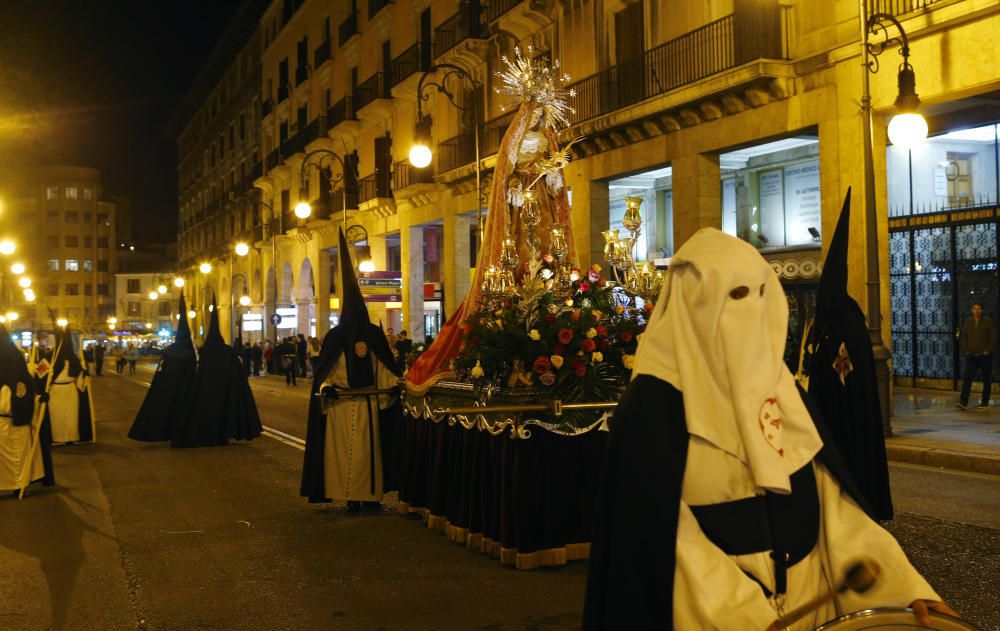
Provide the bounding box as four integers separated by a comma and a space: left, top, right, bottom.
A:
23, 289, 35, 302
174, 277, 185, 288
239, 294, 251, 307
412, 64, 483, 238
56, 318, 68, 328
860, 5, 927, 434
148, 290, 158, 301
199, 262, 212, 274
297, 149, 351, 228
235, 242, 250, 257
0, 240, 14, 255
5, 311, 18, 322
157, 284, 168, 295
18, 277, 30, 289
187, 309, 196, 319
108, 316, 117, 326
10, 262, 24, 275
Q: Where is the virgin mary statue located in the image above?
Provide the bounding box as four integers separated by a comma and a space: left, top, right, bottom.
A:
406, 48, 579, 390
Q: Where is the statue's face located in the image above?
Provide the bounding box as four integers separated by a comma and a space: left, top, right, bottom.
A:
529, 106, 544, 129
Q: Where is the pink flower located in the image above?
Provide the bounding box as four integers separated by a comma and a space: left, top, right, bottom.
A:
579, 281, 591, 292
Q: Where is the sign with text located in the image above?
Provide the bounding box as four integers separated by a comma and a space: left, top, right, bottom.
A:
783, 160, 821, 246
358, 271, 403, 303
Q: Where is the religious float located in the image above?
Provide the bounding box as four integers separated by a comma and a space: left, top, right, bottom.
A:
398, 49, 664, 570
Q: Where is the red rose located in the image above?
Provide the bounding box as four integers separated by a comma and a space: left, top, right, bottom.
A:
621, 331, 633, 342
552, 343, 565, 354
579, 281, 591, 292
570, 357, 586, 377
599, 339, 609, 350
532, 356, 551, 374
581, 338, 596, 353
571, 310, 581, 322
596, 324, 608, 337
644, 302, 654, 313
558, 329, 574, 344
543, 314, 557, 325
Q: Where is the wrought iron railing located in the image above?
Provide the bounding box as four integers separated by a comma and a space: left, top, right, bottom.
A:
393, 160, 435, 190
326, 96, 356, 128
433, 4, 483, 59
355, 72, 392, 111
359, 172, 392, 202
435, 110, 513, 174
391, 42, 429, 88
481, 110, 516, 156
338, 13, 358, 46
261, 99, 274, 118
265, 149, 280, 171
282, 129, 309, 157
485, 0, 520, 22
277, 84, 290, 103
295, 65, 309, 86
314, 39, 332, 67
868, 0, 946, 14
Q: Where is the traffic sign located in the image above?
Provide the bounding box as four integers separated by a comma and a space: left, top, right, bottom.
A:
269, 313, 282, 326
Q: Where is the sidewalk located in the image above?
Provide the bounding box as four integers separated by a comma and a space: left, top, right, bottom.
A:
888, 387, 1000, 475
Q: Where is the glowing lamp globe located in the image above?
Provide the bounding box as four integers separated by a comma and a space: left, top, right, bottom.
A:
888, 113, 928, 150
294, 201, 312, 219
157, 284, 168, 294
235, 242, 250, 257
239, 295, 252, 307
0, 241, 15, 255
409, 144, 432, 169
18, 277, 31, 288
56, 318, 68, 328
199, 262, 212, 274
11, 262, 24, 275
23, 289, 35, 302
145, 322, 152, 330
147, 291, 158, 300
358, 259, 376, 273
108, 317, 118, 325
5, 311, 18, 322
174, 277, 185, 288
187, 310, 197, 319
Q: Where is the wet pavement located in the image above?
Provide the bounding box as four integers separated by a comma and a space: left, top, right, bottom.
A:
0, 365, 996, 630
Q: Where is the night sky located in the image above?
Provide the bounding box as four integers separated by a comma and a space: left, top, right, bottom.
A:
0, 1, 241, 244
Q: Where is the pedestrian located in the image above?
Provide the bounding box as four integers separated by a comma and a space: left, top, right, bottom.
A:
957, 302, 996, 410
251, 342, 263, 377
241, 341, 253, 377
125, 342, 139, 376
308, 336, 321, 377
394, 330, 412, 374
296, 333, 308, 378
93, 342, 105, 377
264, 340, 274, 375
112, 344, 125, 374
582, 229, 955, 630
281, 337, 297, 386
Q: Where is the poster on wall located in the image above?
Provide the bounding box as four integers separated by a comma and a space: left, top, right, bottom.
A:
759, 170, 784, 246
783, 160, 821, 246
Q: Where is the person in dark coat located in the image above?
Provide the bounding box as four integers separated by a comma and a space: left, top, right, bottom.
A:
296, 333, 308, 377
251, 342, 263, 377
301, 229, 402, 510
172, 299, 262, 447
128, 293, 198, 442
0, 323, 54, 492
279, 337, 297, 386
800, 189, 893, 520
393, 330, 412, 374
93, 342, 104, 376
957, 302, 996, 409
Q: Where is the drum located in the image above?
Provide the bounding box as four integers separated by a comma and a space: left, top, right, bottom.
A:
816, 608, 979, 630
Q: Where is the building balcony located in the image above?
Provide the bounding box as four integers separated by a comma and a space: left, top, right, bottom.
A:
314, 39, 332, 68
295, 65, 309, 86
433, 3, 484, 60
435, 110, 514, 175
338, 13, 358, 47
355, 72, 394, 120
868, 0, 947, 15
326, 96, 357, 129
265, 149, 281, 171
485, 0, 521, 22
390, 42, 431, 89
369, 0, 391, 19
392, 160, 435, 192
261, 99, 274, 118
358, 172, 392, 204
277, 84, 290, 103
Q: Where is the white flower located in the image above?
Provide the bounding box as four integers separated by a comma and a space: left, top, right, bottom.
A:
470, 361, 485, 379
528, 329, 541, 341
585, 328, 597, 339
591, 351, 604, 364
547, 303, 560, 314
622, 354, 635, 369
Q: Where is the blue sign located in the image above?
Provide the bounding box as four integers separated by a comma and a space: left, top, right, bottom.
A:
269, 313, 282, 326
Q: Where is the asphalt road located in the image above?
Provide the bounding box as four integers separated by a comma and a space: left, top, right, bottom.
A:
1, 363, 997, 630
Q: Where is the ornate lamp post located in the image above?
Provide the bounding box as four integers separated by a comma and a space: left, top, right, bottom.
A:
410, 64, 484, 239
860, 3, 928, 434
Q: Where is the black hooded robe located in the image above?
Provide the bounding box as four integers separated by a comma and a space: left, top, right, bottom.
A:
128, 294, 198, 442
804, 188, 894, 520
301, 228, 402, 502
45, 328, 94, 444
0, 325, 53, 490
583, 376, 884, 630
172, 301, 262, 448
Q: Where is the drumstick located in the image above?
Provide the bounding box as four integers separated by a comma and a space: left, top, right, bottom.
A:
772, 558, 880, 629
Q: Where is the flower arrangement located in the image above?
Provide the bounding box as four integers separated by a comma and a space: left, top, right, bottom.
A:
455, 262, 650, 403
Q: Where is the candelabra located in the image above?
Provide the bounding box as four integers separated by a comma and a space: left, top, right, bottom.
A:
602, 196, 664, 303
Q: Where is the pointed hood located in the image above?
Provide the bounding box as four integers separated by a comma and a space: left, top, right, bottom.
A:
52, 323, 83, 377
174, 292, 194, 349
339, 228, 370, 327
816, 188, 852, 316
203, 294, 226, 347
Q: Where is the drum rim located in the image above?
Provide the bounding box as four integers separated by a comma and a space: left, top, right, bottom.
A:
816, 607, 978, 630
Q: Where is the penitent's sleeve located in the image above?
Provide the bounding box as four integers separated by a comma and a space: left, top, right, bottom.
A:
673, 500, 777, 630
815, 462, 940, 612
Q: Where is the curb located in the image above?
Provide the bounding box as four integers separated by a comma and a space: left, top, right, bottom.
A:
886, 444, 1000, 476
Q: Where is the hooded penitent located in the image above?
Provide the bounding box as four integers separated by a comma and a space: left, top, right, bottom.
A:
803, 188, 893, 520
0, 324, 51, 491
128, 293, 198, 442
300, 229, 402, 502
47, 325, 94, 444
172, 296, 261, 447
581, 229, 939, 630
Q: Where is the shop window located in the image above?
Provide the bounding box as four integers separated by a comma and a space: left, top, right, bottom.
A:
720, 136, 821, 249
887, 123, 999, 217
607, 164, 674, 262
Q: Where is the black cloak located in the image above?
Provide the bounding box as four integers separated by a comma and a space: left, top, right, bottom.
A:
47, 326, 93, 443
300, 228, 402, 502
803, 188, 893, 520
128, 293, 198, 442
582, 375, 870, 630
1, 325, 54, 486
172, 298, 261, 447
